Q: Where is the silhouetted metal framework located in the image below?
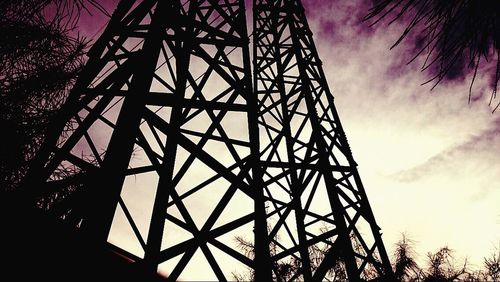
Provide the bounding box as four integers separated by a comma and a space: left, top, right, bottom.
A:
22, 0, 393, 280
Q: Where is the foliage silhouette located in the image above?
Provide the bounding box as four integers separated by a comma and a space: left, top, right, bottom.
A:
234, 232, 500, 281
365, 0, 500, 111
392, 235, 423, 281
0, 0, 93, 191
423, 246, 467, 281
232, 227, 380, 281
391, 235, 500, 282
483, 246, 500, 281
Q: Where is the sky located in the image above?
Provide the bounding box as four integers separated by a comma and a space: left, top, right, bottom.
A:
300, 0, 500, 269
77, 0, 500, 276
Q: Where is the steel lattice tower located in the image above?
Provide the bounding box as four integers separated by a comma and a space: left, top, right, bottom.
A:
22, 0, 393, 280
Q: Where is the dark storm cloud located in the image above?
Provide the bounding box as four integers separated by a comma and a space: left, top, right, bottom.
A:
302, 0, 374, 42
301, 0, 428, 84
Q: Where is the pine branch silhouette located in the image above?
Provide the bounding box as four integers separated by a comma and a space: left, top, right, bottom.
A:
0, 0, 90, 190
365, 0, 500, 111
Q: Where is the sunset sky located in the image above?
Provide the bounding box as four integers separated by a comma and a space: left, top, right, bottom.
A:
78, 0, 500, 274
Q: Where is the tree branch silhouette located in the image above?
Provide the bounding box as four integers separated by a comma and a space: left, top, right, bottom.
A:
364, 0, 500, 112
0, 0, 91, 191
